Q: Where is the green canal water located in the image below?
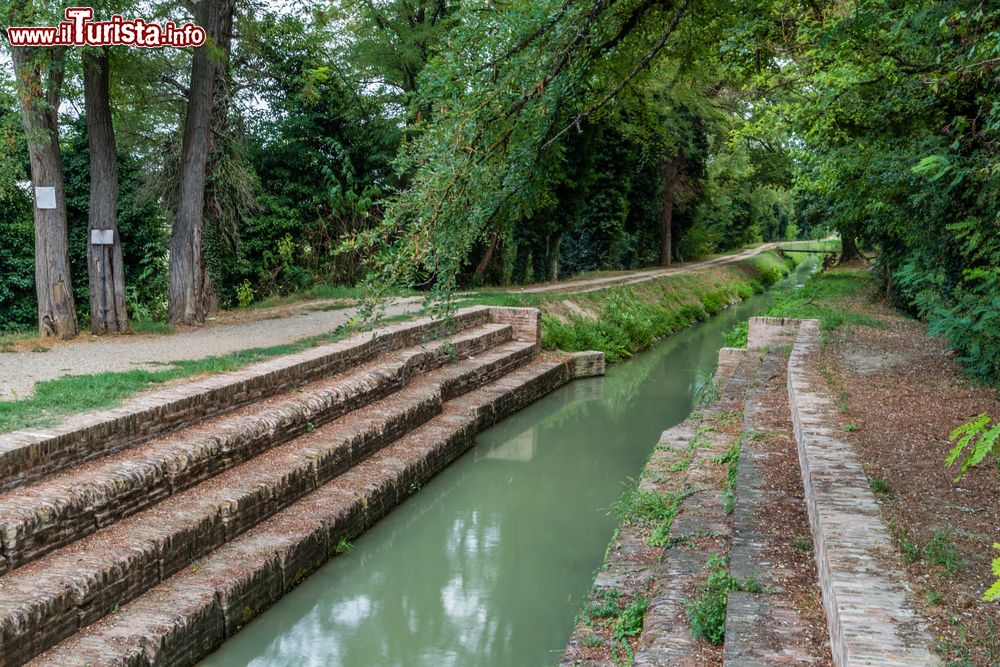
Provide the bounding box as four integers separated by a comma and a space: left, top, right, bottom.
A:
200, 260, 816, 667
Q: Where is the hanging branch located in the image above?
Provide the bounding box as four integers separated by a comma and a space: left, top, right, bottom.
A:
542, 0, 690, 150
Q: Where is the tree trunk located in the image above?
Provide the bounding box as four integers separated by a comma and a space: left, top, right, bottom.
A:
472, 234, 498, 284
10, 45, 78, 339
659, 159, 677, 266
168, 0, 229, 325
839, 229, 859, 263
549, 231, 563, 282
83, 48, 128, 334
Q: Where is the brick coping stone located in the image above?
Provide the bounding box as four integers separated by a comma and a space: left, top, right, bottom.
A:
782, 318, 940, 667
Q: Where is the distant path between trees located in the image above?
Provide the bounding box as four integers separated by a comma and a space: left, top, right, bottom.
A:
0, 241, 804, 400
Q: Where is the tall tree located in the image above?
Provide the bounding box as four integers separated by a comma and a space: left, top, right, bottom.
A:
83, 47, 128, 333
7, 37, 78, 338
168, 0, 233, 325
659, 159, 677, 266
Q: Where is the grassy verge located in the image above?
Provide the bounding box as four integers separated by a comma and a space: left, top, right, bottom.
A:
532, 252, 794, 362
0, 323, 377, 434
723, 266, 886, 348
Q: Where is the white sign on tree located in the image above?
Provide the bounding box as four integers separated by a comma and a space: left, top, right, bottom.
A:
34, 186, 57, 209
91, 229, 115, 245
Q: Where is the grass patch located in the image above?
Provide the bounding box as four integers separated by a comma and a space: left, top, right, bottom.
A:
889, 520, 922, 564
686, 554, 732, 645
0, 328, 34, 352
765, 268, 886, 333
611, 486, 683, 548
924, 528, 965, 575
0, 317, 408, 433
869, 477, 891, 494
250, 283, 420, 310
130, 318, 176, 335
715, 442, 740, 515
0, 311, 425, 434
792, 533, 813, 551
539, 252, 793, 362
686, 553, 764, 645
723, 265, 885, 349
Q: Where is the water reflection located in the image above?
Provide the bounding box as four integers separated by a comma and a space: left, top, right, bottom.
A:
201, 260, 818, 667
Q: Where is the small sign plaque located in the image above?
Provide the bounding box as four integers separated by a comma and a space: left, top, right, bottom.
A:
91, 229, 115, 245
35, 186, 56, 210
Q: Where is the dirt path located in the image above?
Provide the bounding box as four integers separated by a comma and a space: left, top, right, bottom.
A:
0, 242, 801, 400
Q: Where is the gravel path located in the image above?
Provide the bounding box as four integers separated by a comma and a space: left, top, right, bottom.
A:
0, 298, 424, 400
0, 242, 801, 400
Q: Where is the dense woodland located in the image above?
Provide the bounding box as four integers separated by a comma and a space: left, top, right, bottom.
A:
1, 1, 998, 380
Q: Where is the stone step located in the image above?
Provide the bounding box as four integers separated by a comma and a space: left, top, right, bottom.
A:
0, 307, 500, 493
0, 323, 514, 575
0, 341, 539, 667
22, 355, 576, 667
723, 349, 830, 666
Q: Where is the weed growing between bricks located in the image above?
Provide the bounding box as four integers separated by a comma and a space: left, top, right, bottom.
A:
686, 553, 763, 645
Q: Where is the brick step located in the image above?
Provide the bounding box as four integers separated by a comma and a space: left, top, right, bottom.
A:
0, 341, 539, 667
0, 322, 514, 575
22, 355, 576, 667
0, 307, 498, 493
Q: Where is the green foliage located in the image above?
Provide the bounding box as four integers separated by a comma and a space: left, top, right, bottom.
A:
723, 322, 748, 348
946, 414, 1000, 480
716, 442, 740, 514
348, 0, 800, 303
542, 255, 788, 361
692, 369, 720, 407
612, 595, 648, 665
944, 413, 999, 599
986, 546, 1000, 603
585, 589, 624, 621
923, 529, 965, 576
686, 554, 731, 645
236, 280, 255, 309
750, 0, 1000, 384
868, 477, 890, 495
0, 189, 36, 332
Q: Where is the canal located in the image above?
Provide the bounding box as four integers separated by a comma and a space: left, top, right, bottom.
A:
200, 259, 816, 667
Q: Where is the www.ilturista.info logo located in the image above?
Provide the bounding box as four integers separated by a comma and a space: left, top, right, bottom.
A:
5, 7, 206, 48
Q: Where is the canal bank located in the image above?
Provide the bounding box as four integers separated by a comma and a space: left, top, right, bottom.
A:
198, 259, 819, 667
